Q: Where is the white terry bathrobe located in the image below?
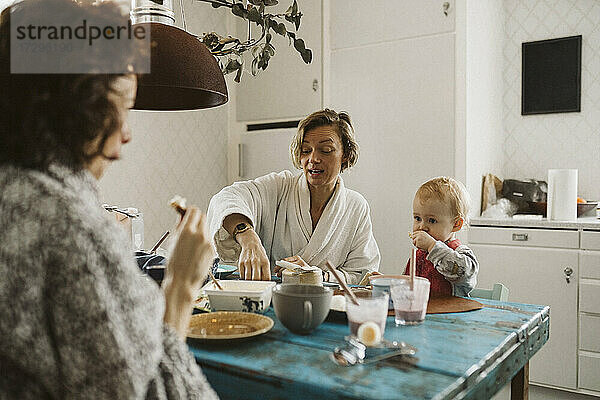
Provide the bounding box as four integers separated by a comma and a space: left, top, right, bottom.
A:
207, 170, 380, 284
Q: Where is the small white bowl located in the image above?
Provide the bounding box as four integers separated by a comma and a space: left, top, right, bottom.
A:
202, 280, 276, 313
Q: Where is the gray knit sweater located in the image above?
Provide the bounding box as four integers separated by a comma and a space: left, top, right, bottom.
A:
0, 165, 218, 400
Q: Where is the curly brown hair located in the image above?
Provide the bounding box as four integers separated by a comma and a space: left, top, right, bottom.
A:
0, 0, 144, 171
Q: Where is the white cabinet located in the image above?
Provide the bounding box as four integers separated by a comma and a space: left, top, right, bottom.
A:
469, 225, 600, 396
469, 239, 578, 389
238, 128, 296, 180
234, 0, 322, 121
329, 0, 455, 49
579, 232, 600, 393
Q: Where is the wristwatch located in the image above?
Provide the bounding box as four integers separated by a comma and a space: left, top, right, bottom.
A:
232, 222, 252, 243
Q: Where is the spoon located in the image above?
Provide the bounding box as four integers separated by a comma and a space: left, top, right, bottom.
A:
331, 336, 417, 366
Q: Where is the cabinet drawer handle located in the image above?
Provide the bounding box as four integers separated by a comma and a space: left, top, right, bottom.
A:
512, 233, 528, 241
564, 266, 573, 284
238, 143, 244, 178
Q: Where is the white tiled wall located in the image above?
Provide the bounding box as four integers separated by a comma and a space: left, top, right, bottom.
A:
503, 0, 600, 201
98, 0, 231, 247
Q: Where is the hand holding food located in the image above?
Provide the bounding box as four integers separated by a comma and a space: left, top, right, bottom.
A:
169, 195, 187, 217
163, 198, 215, 338
274, 255, 313, 276
410, 230, 436, 253
166, 207, 214, 290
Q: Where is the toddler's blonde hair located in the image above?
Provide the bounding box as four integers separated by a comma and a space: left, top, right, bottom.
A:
415, 177, 471, 223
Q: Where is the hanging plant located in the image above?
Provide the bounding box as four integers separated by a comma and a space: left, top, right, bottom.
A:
196, 0, 312, 82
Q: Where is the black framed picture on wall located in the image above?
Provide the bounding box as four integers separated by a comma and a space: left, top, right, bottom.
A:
521, 35, 582, 115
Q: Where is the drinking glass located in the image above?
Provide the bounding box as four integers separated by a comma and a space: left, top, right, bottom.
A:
345, 292, 389, 336
390, 278, 430, 326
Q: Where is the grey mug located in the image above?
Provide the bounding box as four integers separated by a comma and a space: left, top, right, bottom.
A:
272, 284, 333, 335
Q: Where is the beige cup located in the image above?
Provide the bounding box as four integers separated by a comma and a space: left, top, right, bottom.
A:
272, 284, 332, 335
281, 269, 323, 286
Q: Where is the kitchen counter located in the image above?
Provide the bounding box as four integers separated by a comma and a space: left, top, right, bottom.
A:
470, 215, 600, 230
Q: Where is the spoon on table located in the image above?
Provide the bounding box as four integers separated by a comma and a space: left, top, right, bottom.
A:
331, 336, 417, 366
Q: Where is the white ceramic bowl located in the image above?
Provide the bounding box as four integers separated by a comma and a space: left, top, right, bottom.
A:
202, 280, 277, 313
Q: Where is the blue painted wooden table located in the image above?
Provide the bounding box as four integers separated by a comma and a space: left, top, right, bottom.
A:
188, 299, 549, 400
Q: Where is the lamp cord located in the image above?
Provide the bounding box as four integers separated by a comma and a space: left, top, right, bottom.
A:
179, 0, 187, 32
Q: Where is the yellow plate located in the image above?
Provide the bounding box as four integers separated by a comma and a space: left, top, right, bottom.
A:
187, 311, 274, 340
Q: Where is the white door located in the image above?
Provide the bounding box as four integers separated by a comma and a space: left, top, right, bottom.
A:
329, 33, 456, 274
470, 244, 579, 389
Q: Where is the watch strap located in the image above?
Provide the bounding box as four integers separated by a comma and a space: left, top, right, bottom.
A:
232, 222, 252, 243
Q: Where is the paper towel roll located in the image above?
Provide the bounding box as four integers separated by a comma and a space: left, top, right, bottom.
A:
547, 169, 578, 221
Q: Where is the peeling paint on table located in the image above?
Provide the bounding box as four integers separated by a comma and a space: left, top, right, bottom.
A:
188, 299, 549, 400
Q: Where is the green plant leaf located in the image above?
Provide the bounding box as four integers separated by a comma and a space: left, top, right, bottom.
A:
247, 7, 262, 23
251, 57, 258, 76
273, 22, 286, 36
293, 37, 305, 52
258, 55, 266, 70
234, 63, 243, 82
292, 0, 298, 15
224, 59, 242, 75
231, 3, 246, 18
301, 48, 312, 63
286, 31, 295, 45
293, 14, 301, 30
266, 32, 272, 43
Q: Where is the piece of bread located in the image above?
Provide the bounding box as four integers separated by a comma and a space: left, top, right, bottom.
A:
169, 195, 187, 216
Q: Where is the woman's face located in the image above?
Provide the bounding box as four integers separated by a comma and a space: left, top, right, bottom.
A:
300, 125, 346, 191
86, 75, 136, 179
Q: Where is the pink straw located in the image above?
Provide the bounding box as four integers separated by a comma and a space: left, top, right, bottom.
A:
410, 247, 417, 290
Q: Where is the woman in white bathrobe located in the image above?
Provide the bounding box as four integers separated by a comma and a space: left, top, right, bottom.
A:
207, 109, 380, 285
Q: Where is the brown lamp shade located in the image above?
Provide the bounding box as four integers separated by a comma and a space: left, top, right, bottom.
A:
133, 23, 228, 111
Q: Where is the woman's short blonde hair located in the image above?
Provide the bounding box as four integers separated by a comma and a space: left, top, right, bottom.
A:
416, 177, 471, 223
290, 109, 359, 172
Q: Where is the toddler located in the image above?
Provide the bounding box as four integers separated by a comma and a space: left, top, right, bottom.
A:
404, 177, 479, 297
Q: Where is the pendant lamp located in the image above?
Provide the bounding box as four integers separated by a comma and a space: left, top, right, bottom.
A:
131, 0, 228, 111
